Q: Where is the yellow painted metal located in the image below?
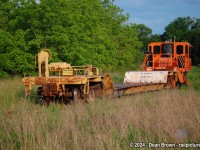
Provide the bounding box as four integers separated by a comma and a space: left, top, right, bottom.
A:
62, 68, 74, 76
49, 62, 71, 72
124, 83, 164, 95
36, 49, 51, 77
84, 80, 90, 94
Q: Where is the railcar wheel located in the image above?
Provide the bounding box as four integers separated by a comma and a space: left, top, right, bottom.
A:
73, 88, 79, 102
165, 75, 176, 89
73, 87, 84, 103
85, 83, 102, 103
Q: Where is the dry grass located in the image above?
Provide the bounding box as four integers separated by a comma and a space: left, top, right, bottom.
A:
0, 78, 200, 149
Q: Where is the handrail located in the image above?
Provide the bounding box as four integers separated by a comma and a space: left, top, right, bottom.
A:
142, 54, 149, 70
143, 53, 175, 70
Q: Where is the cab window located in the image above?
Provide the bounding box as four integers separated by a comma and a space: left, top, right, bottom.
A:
154, 46, 160, 54
162, 44, 173, 54
177, 45, 183, 55
149, 46, 152, 52
185, 45, 188, 54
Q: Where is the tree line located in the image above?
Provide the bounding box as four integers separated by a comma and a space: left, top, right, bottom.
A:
0, 0, 199, 78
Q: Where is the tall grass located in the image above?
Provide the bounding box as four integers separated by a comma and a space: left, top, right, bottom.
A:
0, 78, 200, 149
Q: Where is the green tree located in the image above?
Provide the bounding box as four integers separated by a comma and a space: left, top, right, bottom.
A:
150, 34, 161, 42
135, 24, 152, 52
0, 0, 144, 77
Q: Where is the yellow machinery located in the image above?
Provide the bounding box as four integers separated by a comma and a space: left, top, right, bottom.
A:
23, 49, 113, 104
22, 49, 167, 104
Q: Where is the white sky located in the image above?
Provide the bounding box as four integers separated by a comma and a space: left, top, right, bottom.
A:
114, 0, 200, 34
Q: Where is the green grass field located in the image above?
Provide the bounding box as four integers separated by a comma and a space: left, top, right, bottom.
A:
187, 65, 200, 91
0, 67, 200, 149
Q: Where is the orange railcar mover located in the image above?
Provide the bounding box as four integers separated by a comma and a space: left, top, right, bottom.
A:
142, 42, 192, 88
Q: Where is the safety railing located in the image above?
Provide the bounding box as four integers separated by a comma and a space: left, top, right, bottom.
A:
142, 55, 149, 70
177, 55, 185, 68
143, 53, 178, 70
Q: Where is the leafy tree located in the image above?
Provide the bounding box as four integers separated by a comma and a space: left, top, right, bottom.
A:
0, 0, 144, 77
135, 24, 152, 52
163, 17, 194, 41
150, 34, 161, 42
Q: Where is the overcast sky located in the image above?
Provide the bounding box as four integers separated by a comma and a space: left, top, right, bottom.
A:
114, 0, 200, 34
